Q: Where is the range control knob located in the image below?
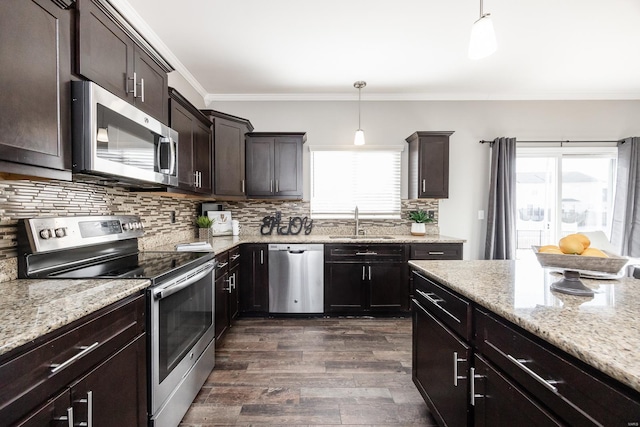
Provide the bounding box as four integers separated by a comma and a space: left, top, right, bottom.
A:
39, 229, 51, 239
54, 228, 66, 238
138, 222, 144, 230
122, 223, 130, 231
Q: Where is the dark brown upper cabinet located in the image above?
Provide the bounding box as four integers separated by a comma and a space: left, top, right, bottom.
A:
169, 89, 212, 195
202, 110, 254, 198
0, 0, 73, 181
406, 131, 454, 199
245, 132, 306, 199
77, 0, 171, 124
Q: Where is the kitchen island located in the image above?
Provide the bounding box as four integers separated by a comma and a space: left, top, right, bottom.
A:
409, 259, 640, 426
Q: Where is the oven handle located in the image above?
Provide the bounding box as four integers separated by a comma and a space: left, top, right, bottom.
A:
153, 261, 216, 300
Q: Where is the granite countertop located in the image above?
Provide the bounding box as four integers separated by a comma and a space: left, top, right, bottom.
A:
0, 278, 149, 357
408, 259, 640, 393
153, 234, 465, 254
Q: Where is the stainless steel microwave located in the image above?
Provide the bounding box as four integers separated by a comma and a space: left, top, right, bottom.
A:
71, 81, 178, 187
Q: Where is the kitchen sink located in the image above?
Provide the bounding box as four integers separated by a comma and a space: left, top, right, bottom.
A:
328, 235, 396, 240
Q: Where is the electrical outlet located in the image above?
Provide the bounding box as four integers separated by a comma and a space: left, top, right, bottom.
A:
170, 211, 176, 223
427, 210, 435, 219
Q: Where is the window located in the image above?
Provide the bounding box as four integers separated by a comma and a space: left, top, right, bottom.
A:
310, 148, 401, 219
515, 146, 617, 259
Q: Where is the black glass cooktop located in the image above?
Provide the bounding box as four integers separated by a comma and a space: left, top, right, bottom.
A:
50, 251, 214, 281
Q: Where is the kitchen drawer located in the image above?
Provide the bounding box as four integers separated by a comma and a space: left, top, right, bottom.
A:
325, 244, 405, 262
409, 243, 462, 260
215, 250, 229, 274
475, 308, 640, 426
0, 293, 145, 425
228, 246, 241, 269
412, 271, 471, 341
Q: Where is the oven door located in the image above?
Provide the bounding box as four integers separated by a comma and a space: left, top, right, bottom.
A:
150, 260, 216, 416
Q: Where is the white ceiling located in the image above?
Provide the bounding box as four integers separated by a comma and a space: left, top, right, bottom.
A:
114, 0, 640, 101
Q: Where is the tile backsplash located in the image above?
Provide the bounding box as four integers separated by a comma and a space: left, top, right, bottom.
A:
0, 178, 439, 282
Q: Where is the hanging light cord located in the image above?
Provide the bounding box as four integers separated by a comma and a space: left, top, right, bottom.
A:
358, 85, 361, 130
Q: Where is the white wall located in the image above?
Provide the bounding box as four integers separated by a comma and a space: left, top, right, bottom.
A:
207, 99, 640, 260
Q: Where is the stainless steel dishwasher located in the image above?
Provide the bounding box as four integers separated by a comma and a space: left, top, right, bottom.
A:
268, 244, 324, 314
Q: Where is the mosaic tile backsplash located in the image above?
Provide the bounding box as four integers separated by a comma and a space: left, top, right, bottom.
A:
0, 178, 439, 282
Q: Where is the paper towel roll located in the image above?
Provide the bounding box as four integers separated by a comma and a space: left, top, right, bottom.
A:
232, 220, 240, 236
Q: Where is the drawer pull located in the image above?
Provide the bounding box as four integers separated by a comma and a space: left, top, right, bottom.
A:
230, 254, 240, 261
453, 351, 467, 386
217, 261, 229, 269
470, 367, 485, 406
415, 289, 460, 324
51, 342, 99, 374
76, 391, 93, 427
428, 251, 445, 255
507, 354, 559, 393
54, 407, 74, 427
355, 252, 378, 256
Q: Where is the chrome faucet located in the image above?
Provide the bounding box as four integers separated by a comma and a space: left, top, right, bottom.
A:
354, 206, 360, 236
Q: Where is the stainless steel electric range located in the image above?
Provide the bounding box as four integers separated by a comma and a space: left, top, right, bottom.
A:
18, 215, 216, 427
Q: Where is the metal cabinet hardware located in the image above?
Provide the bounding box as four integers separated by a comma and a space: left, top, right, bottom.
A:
128, 72, 137, 98
470, 367, 485, 405
422, 179, 426, 193
275, 180, 279, 193
453, 351, 467, 386
270, 180, 273, 193
217, 261, 229, 269
76, 391, 93, 427
260, 250, 264, 264
362, 265, 366, 280
428, 251, 445, 255
507, 355, 560, 393
137, 78, 145, 102
50, 342, 99, 374
241, 179, 245, 193
415, 289, 460, 324
355, 252, 378, 256
368, 266, 372, 280
54, 407, 74, 427
230, 254, 240, 261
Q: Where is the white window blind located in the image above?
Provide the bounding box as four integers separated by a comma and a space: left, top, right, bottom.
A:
310, 149, 401, 219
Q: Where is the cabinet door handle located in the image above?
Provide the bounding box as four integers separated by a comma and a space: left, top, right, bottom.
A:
362, 265, 366, 280
241, 179, 245, 194
260, 250, 264, 264
76, 391, 93, 427
428, 251, 445, 255
231, 273, 236, 289
55, 407, 74, 427
368, 266, 372, 280
139, 78, 145, 102
422, 179, 426, 193
230, 254, 240, 261
415, 289, 460, 324
128, 72, 137, 98
217, 261, 229, 269
355, 252, 378, 256
275, 179, 279, 193
270, 180, 273, 193
453, 351, 467, 386
506, 355, 560, 393
470, 367, 484, 405
51, 342, 99, 373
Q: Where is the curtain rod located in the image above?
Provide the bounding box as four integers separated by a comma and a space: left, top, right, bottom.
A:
479, 139, 619, 145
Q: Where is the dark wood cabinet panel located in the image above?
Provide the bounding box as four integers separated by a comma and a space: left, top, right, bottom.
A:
412, 298, 470, 427
473, 355, 563, 427
228, 247, 241, 321
214, 251, 230, 340
0, 0, 72, 180
245, 132, 306, 199
202, 110, 253, 197
239, 244, 269, 315
170, 88, 212, 194
406, 131, 453, 199
14, 390, 70, 427
325, 244, 408, 314
409, 243, 462, 260
77, 0, 169, 124
0, 294, 146, 426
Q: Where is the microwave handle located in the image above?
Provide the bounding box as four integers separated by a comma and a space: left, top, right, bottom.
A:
157, 137, 176, 175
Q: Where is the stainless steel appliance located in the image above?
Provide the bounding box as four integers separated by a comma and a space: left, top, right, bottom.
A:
72, 81, 179, 188
18, 215, 216, 427
268, 244, 324, 314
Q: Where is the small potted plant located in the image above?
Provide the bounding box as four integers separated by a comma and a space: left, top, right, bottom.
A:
408, 210, 433, 236
195, 215, 214, 240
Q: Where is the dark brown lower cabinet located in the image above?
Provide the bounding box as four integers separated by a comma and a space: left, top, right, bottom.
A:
412, 298, 470, 427
239, 244, 269, 315
214, 250, 230, 340
228, 247, 240, 321
1, 294, 146, 426
472, 355, 563, 427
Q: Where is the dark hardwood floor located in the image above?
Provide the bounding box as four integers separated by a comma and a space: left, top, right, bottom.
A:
179, 317, 437, 426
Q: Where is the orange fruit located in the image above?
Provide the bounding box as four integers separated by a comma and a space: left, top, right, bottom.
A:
559, 235, 585, 255
581, 247, 608, 258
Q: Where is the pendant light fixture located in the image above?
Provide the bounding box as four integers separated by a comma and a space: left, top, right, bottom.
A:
353, 81, 366, 145
468, 0, 497, 60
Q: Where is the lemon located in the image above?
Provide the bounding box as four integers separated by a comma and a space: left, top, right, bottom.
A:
559, 235, 585, 255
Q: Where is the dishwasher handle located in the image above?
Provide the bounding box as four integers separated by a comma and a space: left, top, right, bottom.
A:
288, 250, 305, 254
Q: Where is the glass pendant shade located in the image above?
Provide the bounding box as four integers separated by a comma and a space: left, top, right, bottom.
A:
468, 14, 497, 60
354, 129, 365, 146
